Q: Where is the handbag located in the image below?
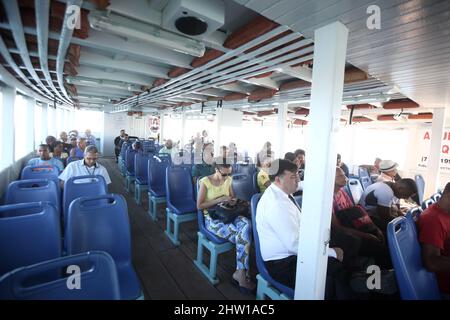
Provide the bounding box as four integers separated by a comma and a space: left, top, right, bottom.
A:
208, 200, 249, 224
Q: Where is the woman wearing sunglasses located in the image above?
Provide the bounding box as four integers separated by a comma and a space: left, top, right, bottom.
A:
197, 158, 255, 294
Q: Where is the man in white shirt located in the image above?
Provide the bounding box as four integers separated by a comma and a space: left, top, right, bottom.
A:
59, 145, 111, 188
256, 159, 344, 295
28, 144, 64, 172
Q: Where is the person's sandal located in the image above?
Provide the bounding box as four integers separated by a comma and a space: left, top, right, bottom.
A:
231, 277, 256, 296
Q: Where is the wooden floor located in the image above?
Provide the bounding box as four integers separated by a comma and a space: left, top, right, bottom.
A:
101, 157, 255, 300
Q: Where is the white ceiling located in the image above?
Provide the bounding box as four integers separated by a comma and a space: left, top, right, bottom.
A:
234, 0, 450, 109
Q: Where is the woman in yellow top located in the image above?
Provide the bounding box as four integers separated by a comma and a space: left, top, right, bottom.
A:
257, 153, 272, 193
197, 161, 255, 294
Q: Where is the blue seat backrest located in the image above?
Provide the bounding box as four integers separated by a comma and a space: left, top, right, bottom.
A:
415, 174, 425, 204
252, 171, 259, 193
66, 157, 82, 164
148, 158, 169, 194
21, 165, 59, 180
66, 194, 141, 299
234, 164, 256, 177
251, 194, 294, 298
406, 207, 423, 223
358, 166, 370, 179
120, 142, 128, 158
0, 251, 120, 300
421, 198, 435, 210
166, 166, 195, 208
134, 152, 149, 183
347, 178, 364, 204
431, 193, 442, 203
0, 202, 61, 275
387, 216, 441, 300
66, 194, 130, 261
63, 175, 107, 223
232, 173, 258, 202
5, 179, 60, 213
359, 176, 372, 190
125, 149, 137, 175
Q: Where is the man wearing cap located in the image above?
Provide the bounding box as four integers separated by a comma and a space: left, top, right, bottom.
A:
377, 160, 401, 182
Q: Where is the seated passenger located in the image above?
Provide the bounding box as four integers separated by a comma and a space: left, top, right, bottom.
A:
70, 137, 86, 158
332, 167, 391, 269
45, 135, 57, 153
337, 153, 350, 177
359, 178, 417, 231
50, 141, 68, 168
28, 144, 64, 172
159, 139, 177, 158
418, 182, 450, 297
371, 157, 382, 175
84, 129, 96, 146
376, 160, 400, 183
197, 160, 255, 294
284, 152, 296, 163
192, 142, 215, 184
256, 159, 347, 298
256, 152, 272, 193
59, 145, 111, 189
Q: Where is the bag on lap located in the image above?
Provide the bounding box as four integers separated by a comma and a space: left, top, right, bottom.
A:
209, 200, 249, 224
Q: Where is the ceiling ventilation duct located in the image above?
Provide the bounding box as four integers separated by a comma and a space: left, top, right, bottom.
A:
162, 0, 225, 38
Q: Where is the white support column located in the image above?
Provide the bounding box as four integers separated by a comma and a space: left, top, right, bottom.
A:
159, 114, 165, 143
1, 87, 16, 169
41, 102, 48, 141
296, 21, 348, 300
181, 109, 187, 149
424, 108, 446, 197
25, 97, 35, 153
277, 103, 288, 158
215, 108, 224, 155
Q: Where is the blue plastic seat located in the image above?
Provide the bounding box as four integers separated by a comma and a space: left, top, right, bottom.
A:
234, 164, 256, 177
5, 179, 60, 214
431, 192, 442, 203
164, 166, 197, 246
251, 194, 294, 300
232, 173, 258, 201
347, 178, 364, 204
387, 216, 441, 300
0, 202, 61, 276
359, 176, 372, 190
415, 174, 425, 204
66, 157, 82, 164
405, 206, 423, 223
421, 198, 435, 210
134, 153, 150, 205
0, 251, 120, 300
63, 175, 107, 226
193, 180, 233, 284
358, 166, 370, 179
252, 171, 259, 192
21, 165, 59, 180
125, 149, 138, 192
66, 194, 142, 300
147, 158, 169, 221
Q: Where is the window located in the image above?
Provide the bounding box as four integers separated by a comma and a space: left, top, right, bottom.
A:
34, 103, 42, 146
14, 95, 28, 160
